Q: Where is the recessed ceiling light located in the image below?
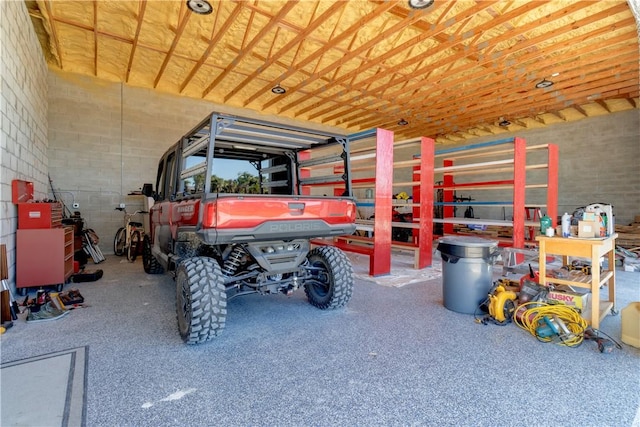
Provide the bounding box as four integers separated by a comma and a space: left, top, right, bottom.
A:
271, 84, 286, 94
186, 0, 213, 15
398, 118, 408, 126
408, 0, 435, 9
535, 79, 554, 89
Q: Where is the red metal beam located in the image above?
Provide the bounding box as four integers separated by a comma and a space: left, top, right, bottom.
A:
418, 137, 435, 268
512, 137, 527, 248
371, 128, 394, 276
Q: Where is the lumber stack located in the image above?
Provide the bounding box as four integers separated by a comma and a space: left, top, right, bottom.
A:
615, 215, 640, 249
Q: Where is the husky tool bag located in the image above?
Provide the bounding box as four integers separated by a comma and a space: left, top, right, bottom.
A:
71, 269, 103, 283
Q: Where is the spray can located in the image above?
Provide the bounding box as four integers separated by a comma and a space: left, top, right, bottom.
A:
540, 214, 552, 235
561, 213, 571, 237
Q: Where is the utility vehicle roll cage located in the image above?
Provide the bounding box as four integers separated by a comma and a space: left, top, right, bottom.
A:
166, 112, 353, 199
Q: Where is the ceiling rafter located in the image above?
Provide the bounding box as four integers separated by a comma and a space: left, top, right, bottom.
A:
342, 4, 630, 130
242, 4, 257, 50
180, 2, 243, 93
349, 30, 639, 131
438, 75, 639, 133
230, 2, 345, 102
431, 51, 633, 126
411, 74, 638, 137
273, 1, 474, 113
202, 1, 298, 98
258, 2, 405, 110
93, 0, 98, 76
153, 2, 190, 88
361, 65, 639, 135
336, 1, 595, 128
415, 31, 638, 118
125, 0, 147, 82
242, 1, 397, 107
291, 1, 513, 119
42, 0, 63, 68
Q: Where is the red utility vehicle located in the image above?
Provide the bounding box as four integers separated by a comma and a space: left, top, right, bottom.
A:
142, 113, 357, 344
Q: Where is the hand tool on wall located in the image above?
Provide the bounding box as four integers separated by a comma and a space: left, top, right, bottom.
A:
49, 174, 73, 218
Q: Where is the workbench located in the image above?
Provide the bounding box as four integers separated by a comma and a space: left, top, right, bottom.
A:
536, 234, 617, 329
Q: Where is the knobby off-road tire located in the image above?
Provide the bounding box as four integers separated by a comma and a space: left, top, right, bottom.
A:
142, 235, 164, 274
114, 227, 126, 256
304, 246, 354, 309
176, 257, 227, 344
127, 230, 141, 262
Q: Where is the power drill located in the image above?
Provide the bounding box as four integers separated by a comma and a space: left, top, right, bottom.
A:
583, 327, 614, 353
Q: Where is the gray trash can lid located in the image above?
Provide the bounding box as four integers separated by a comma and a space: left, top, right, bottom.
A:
437, 236, 498, 247
437, 236, 498, 258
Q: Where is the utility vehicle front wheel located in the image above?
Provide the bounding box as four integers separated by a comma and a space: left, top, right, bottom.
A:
304, 246, 353, 309
176, 257, 227, 344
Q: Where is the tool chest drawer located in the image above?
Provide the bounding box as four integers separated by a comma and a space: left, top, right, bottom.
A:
12, 179, 63, 229
17, 202, 63, 229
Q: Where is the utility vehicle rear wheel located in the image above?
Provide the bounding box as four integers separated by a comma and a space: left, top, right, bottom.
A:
176, 257, 227, 344
304, 246, 353, 309
142, 235, 164, 274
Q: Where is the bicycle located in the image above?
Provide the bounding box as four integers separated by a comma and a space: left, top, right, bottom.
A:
114, 207, 147, 262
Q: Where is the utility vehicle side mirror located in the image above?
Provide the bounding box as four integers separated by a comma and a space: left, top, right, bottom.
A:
142, 183, 154, 197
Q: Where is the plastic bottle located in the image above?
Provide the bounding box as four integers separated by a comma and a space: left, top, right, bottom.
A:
540, 214, 552, 235
561, 212, 571, 237
600, 214, 607, 237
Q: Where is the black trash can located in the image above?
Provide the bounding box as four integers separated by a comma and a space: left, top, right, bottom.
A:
437, 236, 499, 314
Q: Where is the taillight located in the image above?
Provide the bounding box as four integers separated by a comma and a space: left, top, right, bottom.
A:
346, 201, 356, 221
203, 202, 217, 228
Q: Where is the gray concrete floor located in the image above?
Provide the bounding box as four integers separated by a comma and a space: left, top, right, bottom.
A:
1, 251, 639, 427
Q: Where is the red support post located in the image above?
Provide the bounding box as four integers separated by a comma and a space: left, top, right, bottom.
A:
371, 128, 393, 276
418, 137, 434, 268
512, 137, 527, 248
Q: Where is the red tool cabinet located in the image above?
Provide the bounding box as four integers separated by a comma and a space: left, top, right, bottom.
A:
16, 227, 74, 294
12, 179, 74, 295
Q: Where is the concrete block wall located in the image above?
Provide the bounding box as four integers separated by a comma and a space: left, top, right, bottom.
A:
0, 1, 49, 290
443, 110, 640, 226
47, 71, 346, 253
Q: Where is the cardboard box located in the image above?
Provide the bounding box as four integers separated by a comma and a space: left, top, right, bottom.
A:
547, 289, 590, 312
578, 220, 599, 238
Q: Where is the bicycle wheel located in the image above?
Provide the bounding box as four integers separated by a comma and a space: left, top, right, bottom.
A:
127, 230, 141, 262
114, 227, 126, 256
